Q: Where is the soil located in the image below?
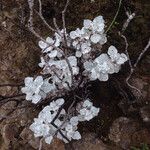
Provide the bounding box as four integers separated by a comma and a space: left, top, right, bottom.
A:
0, 0, 150, 150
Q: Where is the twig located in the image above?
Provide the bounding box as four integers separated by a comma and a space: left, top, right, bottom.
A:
120, 35, 150, 95
65, 56, 74, 86
119, 33, 133, 70
51, 122, 70, 142
134, 38, 150, 68
53, 18, 62, 36
28, 0, 74, 87
38, 138, 44, 150
35, 0, 56, 32
0, 83, 24, 87
122, 11, 135, 33
119, 33, 142, 95
27, 0, 63, 52
52, 107, 75, 143
62, 0, 70, 46
34, 10, 56, 32
28, 0, 45, 41
112, 77, 130, 101
0, 93, 25, 101
51, 106, 64, 124
118, 10, 147, 96
38, 0, 42, 15
105, 0, 122, 33
0, 108, 26, 121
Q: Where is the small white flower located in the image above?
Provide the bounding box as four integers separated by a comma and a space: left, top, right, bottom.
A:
72, 66, 79, 75
91, 106, 100, 116
41, 80, 56, 94
98, 73, 109, 81
48, 50, 58, 58
46, 37, 55, 45
83, 61, 94, 71
117, 53, 128, 65
54, 118, 63, 126
49, 98, 64, 111
108, 45, 128, 65
38, 111, 53, 123
70, 31, 78, 39
78, 99, 100, 121
90, 69, 99, 81
81, 42, 91, 54
70, 28, 82, 39
54, 33, 61, 47
72, 131, 81, 140
45, 136, 53, 144
39, 37, 54, 53
68, 56, 77, 66
56, 98, 65, 106
75, 51, 82, 57
83, 99, 93, 107
22, 76, 55, 103
30, 122, 50, 137
83, 19, 92, 29
65, 124, 73, 132
39, 57, 46, 68
70, 116, 79, 126
90, 33, 101, 43
72, 40, 80, 49
21, 76, 43, 103
108, 46, 119, 61
93, 15, 105, 32
38, 40, 47, 49
32, 94, 42, 104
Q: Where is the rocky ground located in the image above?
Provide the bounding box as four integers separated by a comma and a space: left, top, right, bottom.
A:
0, 0, 150, 149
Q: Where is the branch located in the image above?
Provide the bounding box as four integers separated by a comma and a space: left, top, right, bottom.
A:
51, 122, 70, 143
122, 8, 135, 33
35, 0, 56, 32
0, 93, 25, 101
134, 38, 150, 68
38, 0, 42, 15
27, 0, 63, 52
62, 0, 70, 45
119, 33, 142, 95
53, 17, 62, 35
38, 138, 44, 150
34, 10, 56, 32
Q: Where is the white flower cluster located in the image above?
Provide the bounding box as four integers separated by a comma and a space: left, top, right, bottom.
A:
21, 76, 56, 104
84, 46, 128, 81
22, 14, 128, 145
38, 30, 65, 55
77, 99, 100, 121
47, 56, 78, 87
30, 98, 99, 144
22, 15, 128, 103
70, 16, 107, 57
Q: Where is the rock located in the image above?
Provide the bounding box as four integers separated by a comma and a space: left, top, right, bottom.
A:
130, 77, 149, 102
20, 128, 65, 150
0, 86, 18, 97
131, 129, 150, 146
140, 105, 150, 123
20, 128, 32, 141
1, 124, 18, 148
0, 101, 17, 120
109, 117, 150, 149
66, 133, 121, 150
0, 102, 39, 150
6, 104, 38, 127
